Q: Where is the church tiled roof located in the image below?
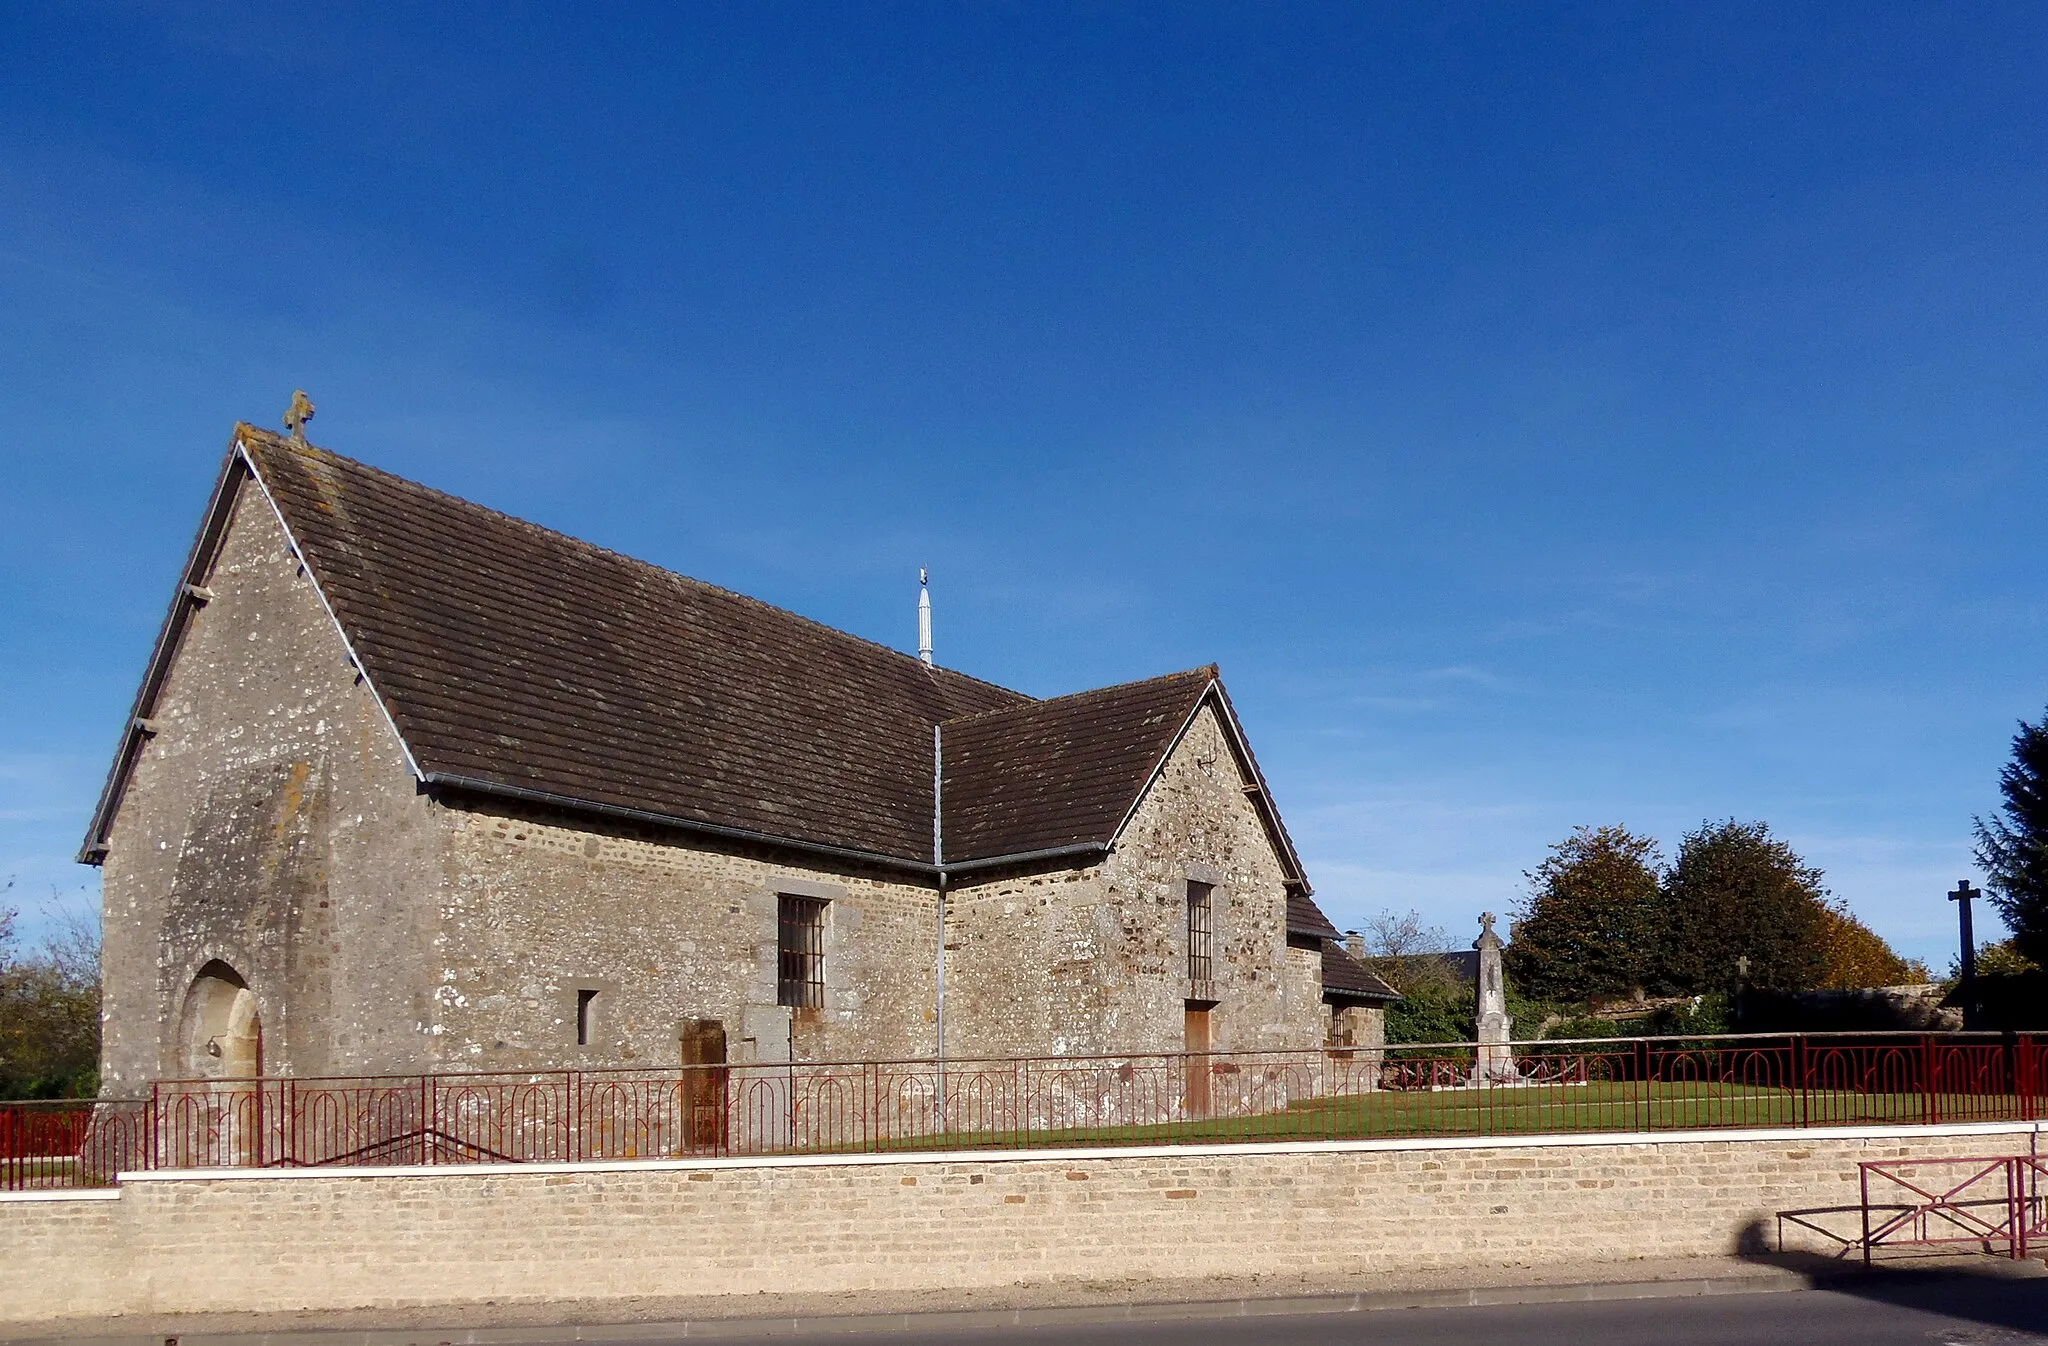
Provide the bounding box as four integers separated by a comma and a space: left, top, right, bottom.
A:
240, 427, 1019, 865
85, 427, 1331, 928
1320, 942, 1401, 1003
939, 669, 1213, 863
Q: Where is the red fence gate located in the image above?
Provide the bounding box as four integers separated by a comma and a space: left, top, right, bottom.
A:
1860, 1155, 2048, 1262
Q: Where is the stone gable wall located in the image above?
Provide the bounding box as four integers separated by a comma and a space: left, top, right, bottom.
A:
98, 486, 448, 1090
942, 704, 1310, 1058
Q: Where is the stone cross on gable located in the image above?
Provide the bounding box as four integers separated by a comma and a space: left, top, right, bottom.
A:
284, 389, 316, 442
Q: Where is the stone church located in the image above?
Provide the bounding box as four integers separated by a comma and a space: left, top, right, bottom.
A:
83, 423, 1393, 1093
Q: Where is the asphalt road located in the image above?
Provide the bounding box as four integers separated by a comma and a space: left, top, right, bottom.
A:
669, 1281, 2048, 1346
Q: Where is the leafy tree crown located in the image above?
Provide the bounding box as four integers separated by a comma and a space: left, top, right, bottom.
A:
1660, 819, 1829, 993
1505, 824, 1663, 1002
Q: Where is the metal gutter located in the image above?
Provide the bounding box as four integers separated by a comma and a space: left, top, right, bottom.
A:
425, 773, 1109, 882
423, 772, 943, 876
939, 841, 1109, 875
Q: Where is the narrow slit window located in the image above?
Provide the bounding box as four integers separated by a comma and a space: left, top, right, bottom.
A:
777, 895, 827, 1009
1186, 881, 1214, 984
575, 988, 598, 1046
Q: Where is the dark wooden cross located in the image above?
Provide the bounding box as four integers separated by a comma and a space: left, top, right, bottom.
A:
1950, 879, 1980, 1029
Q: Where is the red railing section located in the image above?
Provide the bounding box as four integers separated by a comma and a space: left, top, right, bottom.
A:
4, 1033, 2041, 1192
0, 1098, 149, 1192
1860, 1155, 2048, 1261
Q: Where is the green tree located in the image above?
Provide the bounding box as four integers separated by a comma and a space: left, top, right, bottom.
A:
1972, 938, 2039, 977
1358, 909, 1473, 1045
1814, 903, 1923, 989
1381, 990, 1474, 1046
1659, 820, 1829, 993
1505, 825, 1664, 1002
0, 889, 102, 1099
1974, 707, 2048, 967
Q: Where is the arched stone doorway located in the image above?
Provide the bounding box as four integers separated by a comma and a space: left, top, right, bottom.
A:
178, 960, 263, 1080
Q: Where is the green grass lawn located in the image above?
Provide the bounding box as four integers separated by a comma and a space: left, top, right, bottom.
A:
0, 1155, 89, 1188
851, 1080, 2028, 1153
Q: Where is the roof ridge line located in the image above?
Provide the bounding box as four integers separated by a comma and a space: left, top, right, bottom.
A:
234, 423, 1033, 709
937, 664, 1217, 728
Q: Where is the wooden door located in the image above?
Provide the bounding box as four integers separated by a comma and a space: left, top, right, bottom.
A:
679, 1019, 729, 1153
1183, 1005, 1211, 1119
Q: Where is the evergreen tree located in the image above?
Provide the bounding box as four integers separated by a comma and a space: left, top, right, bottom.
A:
1659, 820, 1829, 993
1505, 825, 1664, 1002
1974, 707, 2048, 967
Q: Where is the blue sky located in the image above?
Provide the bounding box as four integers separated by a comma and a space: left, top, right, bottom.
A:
2, 4, 2043, 965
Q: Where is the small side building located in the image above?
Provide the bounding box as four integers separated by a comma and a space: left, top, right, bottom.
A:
82, 424, 1394, 1092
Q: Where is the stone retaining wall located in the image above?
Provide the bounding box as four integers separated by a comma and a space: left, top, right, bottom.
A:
1, 1123, 2037, 1324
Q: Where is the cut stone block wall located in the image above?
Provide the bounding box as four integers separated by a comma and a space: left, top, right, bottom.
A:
2, 1123, 2035, 1324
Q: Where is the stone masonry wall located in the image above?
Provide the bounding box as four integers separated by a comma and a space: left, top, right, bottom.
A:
0, 1124, 2035, 1324
944, 705, 1307, 1058
431, 804, 943, 1069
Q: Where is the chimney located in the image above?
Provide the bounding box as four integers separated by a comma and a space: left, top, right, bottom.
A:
1345, 930, 1366, 960
917, 568, 933, 666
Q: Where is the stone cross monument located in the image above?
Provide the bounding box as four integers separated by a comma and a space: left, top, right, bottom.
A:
1473, 912, 1518, 1084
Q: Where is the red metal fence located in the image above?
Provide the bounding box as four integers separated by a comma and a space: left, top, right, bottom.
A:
4, 1032, 2041, 1192
1860, 1156, 2048, 1261
0, 1099, 148, 1192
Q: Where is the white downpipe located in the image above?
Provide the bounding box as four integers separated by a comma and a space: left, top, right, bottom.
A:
932, 723, 947, 1123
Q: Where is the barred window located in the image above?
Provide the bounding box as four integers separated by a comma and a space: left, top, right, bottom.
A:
1186, 881, 1214, 983
777, 895, 827, 1009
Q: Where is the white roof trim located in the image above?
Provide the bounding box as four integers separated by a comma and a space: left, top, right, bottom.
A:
235, 437, 425, 784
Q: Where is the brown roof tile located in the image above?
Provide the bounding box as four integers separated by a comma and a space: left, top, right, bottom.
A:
1321, 942, 1401, 1002
1287, 892, 1341, 940
240, 427, 1022, 862
940, 669, 1213, 863
86, 427, 1323, 898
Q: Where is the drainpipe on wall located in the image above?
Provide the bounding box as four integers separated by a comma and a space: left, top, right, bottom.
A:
932, 723, 948, 1122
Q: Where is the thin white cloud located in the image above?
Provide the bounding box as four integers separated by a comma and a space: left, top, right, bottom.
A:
1344, 696, 1446, 713
1422, 664, 1513, 691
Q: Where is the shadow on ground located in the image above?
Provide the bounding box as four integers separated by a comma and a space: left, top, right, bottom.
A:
1738, 1217, 2048, 1340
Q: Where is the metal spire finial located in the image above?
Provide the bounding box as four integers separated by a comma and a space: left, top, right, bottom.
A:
917, 568, 933, 667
